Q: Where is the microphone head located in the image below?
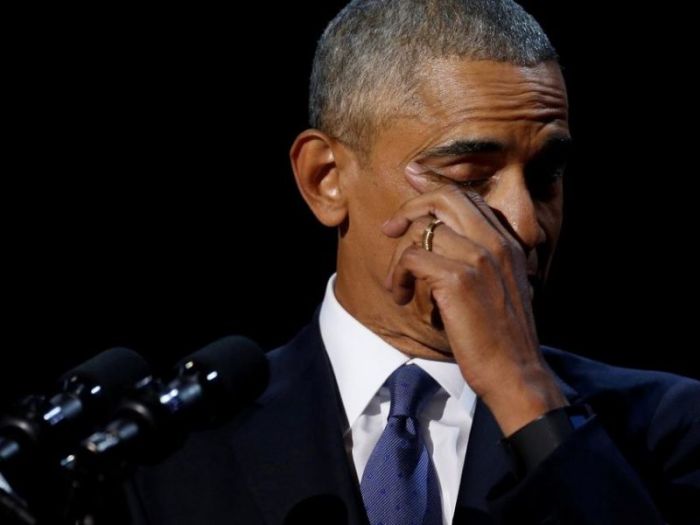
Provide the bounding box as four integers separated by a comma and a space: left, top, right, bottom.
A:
73, 339, 267, 468
59, 347, 151, 409
178, 336, 269, 422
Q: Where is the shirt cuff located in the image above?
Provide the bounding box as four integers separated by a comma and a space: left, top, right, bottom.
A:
501, 403, 595, 477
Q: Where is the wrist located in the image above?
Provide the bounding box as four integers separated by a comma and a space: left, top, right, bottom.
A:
480, 364, 569, 437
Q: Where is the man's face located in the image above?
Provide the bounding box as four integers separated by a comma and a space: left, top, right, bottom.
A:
337, 58, 570, 356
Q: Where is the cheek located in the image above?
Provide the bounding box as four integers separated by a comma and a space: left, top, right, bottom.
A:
349, 168, 414, 226
345, 170, 417, 274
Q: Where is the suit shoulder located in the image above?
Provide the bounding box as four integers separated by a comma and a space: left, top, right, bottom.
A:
259, 318, 325, 402
541, 345, 700, 426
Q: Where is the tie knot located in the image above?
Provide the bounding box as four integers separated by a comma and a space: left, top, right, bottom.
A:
387, 365, 440, 419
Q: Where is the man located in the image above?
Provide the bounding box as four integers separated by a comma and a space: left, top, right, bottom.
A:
127, 1, 700, 523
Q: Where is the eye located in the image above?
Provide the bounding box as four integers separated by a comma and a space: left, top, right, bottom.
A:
526, 162, 566, 199
533, 163, 566, 183
423, 164, 496, 194
456, 178, 492, 192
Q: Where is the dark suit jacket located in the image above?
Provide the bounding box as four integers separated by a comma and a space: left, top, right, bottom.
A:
126, 310, 700, 524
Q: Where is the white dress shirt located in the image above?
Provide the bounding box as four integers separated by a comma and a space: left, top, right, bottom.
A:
319, 274, 477, 525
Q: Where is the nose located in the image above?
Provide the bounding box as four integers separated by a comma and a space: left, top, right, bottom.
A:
487, 169, 546, 252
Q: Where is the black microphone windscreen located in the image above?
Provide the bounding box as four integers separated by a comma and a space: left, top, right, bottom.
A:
59, 347, 150, 405
179, 336, 269, 409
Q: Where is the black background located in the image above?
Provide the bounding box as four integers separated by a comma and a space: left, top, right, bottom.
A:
2, 2, 698, 403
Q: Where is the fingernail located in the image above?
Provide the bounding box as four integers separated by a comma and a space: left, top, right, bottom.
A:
405, 161, 430, 176
381, 217, 406, 237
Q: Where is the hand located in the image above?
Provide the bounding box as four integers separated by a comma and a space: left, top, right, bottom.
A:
381, 167, 568, 436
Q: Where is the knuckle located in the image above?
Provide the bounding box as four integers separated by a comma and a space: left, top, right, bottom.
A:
411, 216, 436, 244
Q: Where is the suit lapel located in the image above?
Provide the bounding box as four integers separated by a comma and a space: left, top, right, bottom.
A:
452, 397, 511, 524
228, 314, 368, 525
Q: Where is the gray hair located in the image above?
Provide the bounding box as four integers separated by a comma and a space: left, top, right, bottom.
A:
309, 0, 558, 157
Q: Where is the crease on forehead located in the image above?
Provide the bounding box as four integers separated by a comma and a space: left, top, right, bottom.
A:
414, 58, 569, 124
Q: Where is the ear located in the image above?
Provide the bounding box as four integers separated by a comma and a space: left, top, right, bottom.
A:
289, 129, 349, 227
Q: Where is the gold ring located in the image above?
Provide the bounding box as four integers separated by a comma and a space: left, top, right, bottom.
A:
422, 218, 444, 252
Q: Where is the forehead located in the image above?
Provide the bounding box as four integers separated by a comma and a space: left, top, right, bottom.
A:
371, 59, 569, 163
416, 58, 568, 122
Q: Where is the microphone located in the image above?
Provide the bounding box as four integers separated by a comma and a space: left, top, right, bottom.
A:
0, 347, 150, 472
74, 336, 268, 467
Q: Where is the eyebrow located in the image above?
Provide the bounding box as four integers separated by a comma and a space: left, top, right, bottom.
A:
420, 135, 574, 160
421, 140, 505, 157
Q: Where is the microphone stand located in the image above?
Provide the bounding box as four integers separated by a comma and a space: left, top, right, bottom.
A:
0, 417, 135, 525
0, 486, 36, 525
59, 446, 135, 525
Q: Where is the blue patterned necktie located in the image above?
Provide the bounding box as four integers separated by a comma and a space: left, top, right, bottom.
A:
360, 364, 443, 525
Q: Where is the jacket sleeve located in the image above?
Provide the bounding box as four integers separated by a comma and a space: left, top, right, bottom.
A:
486, 378, 700, 525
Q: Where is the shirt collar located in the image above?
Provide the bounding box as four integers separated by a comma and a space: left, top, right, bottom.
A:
319, 273, 476, 428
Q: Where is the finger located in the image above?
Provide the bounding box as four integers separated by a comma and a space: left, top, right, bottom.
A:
382, 183, 505, 257
384, 215, 433, 289
403, 166, 523, 254
382, 183, 484, 237
464, 190, 523, 256
405, 162, 451, 193
384, 217, 489, 289
390, 245, 469, 305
